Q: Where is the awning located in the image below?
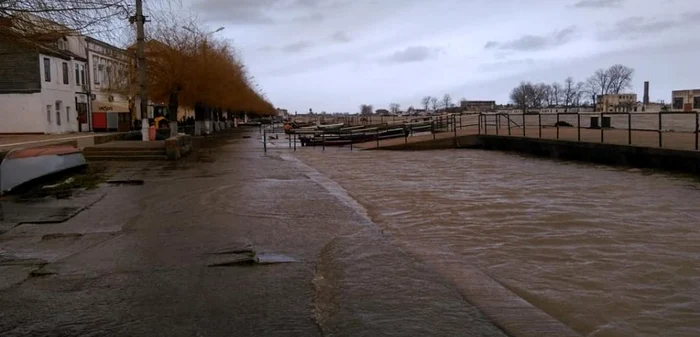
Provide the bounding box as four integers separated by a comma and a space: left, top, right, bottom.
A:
92, 101, 130, 113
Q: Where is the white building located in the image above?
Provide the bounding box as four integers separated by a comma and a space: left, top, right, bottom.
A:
85, 37, 131, 132
0, 31, 88, 134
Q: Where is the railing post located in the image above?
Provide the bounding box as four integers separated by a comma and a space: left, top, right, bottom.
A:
696, 112, 699, 151
658, 112, 663, 148
628, 112, 632, 145
263, 129, 267, 153
522, 111, 526, 137
484, 115, 488, 135
288, 132, 292, 148
376, 128, 380, 147
350, 134, 353, 151
577, 113, 581, 141
496, 114, 500, 135
322, 132, 325, 151
293, 132, 296, 151
432, 120, 436, 140
556, 113, 560, 139
600, 112, 604, 143
507, 114, 511, 136
453, 115, 457, 139
478, 114, 481, 135
538, 113, 542, 139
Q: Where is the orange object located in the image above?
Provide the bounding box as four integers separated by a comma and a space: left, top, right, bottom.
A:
149, 125, 156, 141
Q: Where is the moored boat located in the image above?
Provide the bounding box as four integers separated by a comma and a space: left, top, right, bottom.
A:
0, 144, 87, 194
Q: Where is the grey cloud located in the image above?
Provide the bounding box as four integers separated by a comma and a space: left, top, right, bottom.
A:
385, 46, 441, 63
193, 0, 330, 24
281, 41, 314, 53
331, 31, 352, 43
485, 26, 577, 51
573, 0, 624, 8
260, 31, 352, 53
484, 41, 499, 49
597, 14, 700, 40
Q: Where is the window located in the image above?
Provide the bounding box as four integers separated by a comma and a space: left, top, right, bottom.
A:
46, 105, 52, 124
673, 97, 684, 110
62, 62, 69, 84
93, 56, 100, 84
43, 58, 51, 82
80, 65, 85, 87
694, 97, 700, 109
75, 64, 80, 85
66, 106, 71, 123
55, 101, 62, 126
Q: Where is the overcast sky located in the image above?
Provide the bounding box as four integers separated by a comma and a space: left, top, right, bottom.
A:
183, 0, 700, 113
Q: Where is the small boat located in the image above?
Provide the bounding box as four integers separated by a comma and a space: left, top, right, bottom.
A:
0, 144, 87, 194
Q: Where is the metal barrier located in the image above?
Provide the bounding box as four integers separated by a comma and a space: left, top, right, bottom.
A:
477, 111, 699, 151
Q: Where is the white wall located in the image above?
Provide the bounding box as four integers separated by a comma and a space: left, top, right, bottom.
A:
38, 53, 79, 133
0, 93, 44, 133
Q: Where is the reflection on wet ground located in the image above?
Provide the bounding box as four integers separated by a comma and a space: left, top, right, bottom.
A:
295, 147, 700, 337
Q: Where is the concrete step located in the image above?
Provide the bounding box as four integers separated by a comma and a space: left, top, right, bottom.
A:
83, 147, 165, 153
84, 155, 168, 161
83, 150, 166, 157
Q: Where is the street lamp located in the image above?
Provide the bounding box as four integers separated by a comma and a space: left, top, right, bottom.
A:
182, 26, 225, 37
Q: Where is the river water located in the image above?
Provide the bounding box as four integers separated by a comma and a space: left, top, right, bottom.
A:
294, 148, 700, 337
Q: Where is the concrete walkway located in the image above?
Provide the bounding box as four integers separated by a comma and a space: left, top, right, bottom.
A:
0, 133, 513, 336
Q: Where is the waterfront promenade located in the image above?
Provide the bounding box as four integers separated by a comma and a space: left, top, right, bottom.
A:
2, 132, 551, 336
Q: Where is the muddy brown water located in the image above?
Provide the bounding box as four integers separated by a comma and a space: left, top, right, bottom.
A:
293, 148, 700, 337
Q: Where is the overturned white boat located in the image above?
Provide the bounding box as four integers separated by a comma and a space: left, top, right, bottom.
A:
0, 145, 87, 194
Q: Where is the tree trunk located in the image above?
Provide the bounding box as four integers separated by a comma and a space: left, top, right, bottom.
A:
168, 90, 179, 137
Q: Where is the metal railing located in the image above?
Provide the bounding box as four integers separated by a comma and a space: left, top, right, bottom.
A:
477, 111, 699, 151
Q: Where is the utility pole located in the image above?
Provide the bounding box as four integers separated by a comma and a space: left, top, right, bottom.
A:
134, 0, 149, 141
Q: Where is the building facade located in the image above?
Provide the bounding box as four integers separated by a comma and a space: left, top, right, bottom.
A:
85, 37, 131, 132
671, 89, 700, 111
0, 32, 87, 134
596, 94, 638, 112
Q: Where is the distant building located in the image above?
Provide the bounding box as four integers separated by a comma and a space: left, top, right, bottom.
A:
375, 109, 390, 115
671, 89, 700, 111
460, 100, 496, 111
596, 94, 638, 112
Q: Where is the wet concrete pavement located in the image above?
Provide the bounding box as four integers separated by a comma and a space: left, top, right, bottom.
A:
0, 132, 508, 336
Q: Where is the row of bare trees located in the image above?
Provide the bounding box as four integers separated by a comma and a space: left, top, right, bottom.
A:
510, 64, 634, 113
421, 94, 454, 112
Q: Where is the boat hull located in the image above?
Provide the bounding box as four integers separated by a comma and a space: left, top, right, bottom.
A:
0, 145, 87, 194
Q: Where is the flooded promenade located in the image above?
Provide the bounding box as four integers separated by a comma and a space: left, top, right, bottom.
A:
295, 147, 700, 337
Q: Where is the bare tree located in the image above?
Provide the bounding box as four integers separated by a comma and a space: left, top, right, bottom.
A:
563, 77, 577, 111
359, 104, 373, 115
510, 82, 532, 113
533, 83, 548, 108
441, 94, 453, 110
551, 82, 562, 106
430, 97, 439, 112
389, 102, 401, 115
573, 81, 585, 107
421, 96, 431, 112
607, 64, 634, 94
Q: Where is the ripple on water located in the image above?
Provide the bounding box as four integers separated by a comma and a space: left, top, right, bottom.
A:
296, 148, 700, 337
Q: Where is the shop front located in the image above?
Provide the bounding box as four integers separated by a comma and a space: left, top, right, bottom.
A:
92, 100, 131, 132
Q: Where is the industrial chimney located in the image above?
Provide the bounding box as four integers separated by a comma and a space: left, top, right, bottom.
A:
643, 81, 650, 105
